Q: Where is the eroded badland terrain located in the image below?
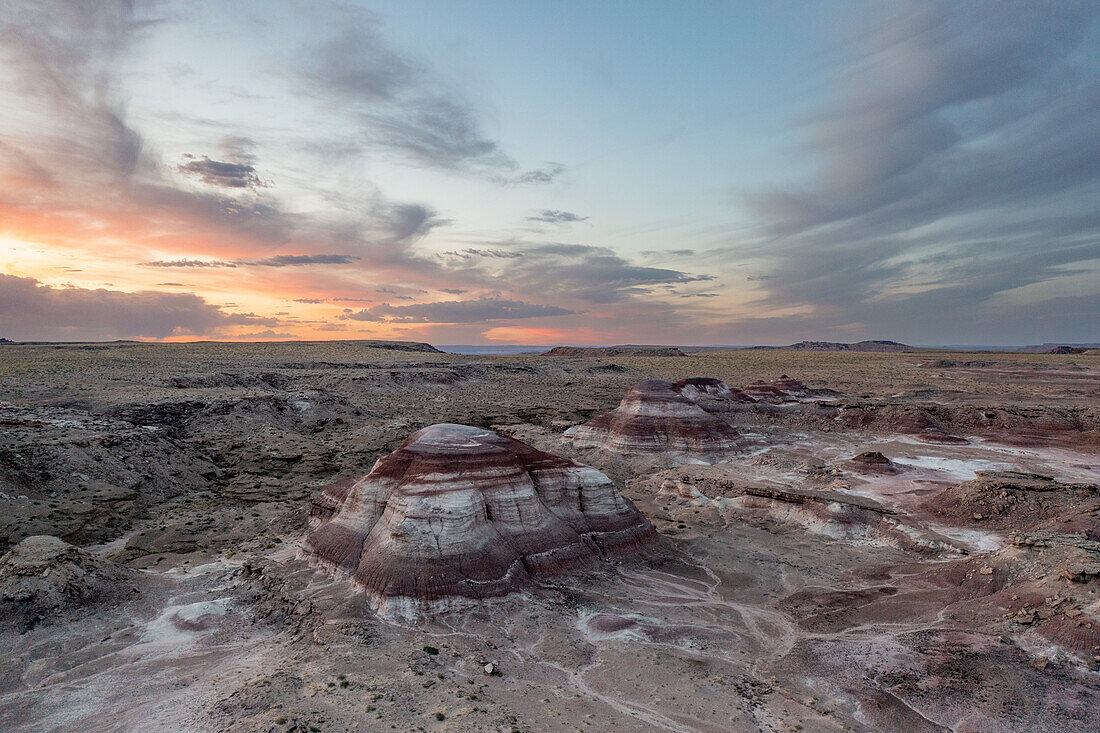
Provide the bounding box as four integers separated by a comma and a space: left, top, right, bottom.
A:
2, 341, 1099, 732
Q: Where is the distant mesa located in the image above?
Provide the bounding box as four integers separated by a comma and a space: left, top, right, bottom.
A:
355, 339, 444, 353
565, 379, 741, 456
751, 340, 912, 353
1020, 342, 1100, 354
303, 424, 656, 617
543, 345, 686, 357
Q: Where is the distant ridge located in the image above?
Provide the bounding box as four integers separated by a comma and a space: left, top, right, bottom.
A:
750, 340, 913, 353
350, 339, 444, 353
543, 345, 686, 357
0, 338, 444, 353
1019, 342, 1100, 354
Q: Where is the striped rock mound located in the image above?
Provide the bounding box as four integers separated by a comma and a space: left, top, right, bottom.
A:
304, 424, 656, 617
565, 379, 741, 456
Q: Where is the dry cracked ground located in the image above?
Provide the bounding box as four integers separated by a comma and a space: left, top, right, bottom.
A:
1, 341, 1099, 732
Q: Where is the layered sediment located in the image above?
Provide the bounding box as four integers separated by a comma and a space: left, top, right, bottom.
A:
565, 379, 741, 456
304, 424, 656, 615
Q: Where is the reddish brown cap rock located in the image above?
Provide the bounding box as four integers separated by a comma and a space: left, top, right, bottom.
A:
566, 379, 740, 456
303, 424, 656, 617
846, 451, 903, 475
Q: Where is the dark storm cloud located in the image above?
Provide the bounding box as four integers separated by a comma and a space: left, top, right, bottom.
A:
178, 156, 261, 188
744, 0, 1100, 342
303, 20, 511, 171
0, 274, 276, 340
526, 210, 589, 224
343, 297, 573, 324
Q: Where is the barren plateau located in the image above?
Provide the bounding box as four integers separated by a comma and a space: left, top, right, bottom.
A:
2, 341, 1099, 732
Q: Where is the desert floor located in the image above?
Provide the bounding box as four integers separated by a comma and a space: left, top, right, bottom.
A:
1, 342, 1098, 732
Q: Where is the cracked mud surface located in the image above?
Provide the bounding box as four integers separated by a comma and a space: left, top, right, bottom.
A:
1, 342, 1099, 731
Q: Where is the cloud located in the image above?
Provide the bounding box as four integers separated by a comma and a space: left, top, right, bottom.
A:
342, 297, 574, 323
250, 254, 359, 267
141, 254, 359, 268
178, 156, 262, 188
234, 330, 297, 339
0, 274, 275, 340
526, 210, 588, 224
438, 248, 525, 260
293, 297, 325, 304
642, 249, 696, 258
741, 0, 1100, 342
496, 163, 565, 186
485, 243, 712, 303
301, 18, 511, 171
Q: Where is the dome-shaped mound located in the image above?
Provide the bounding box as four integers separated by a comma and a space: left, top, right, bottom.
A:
565, 379, 741, 456
303, 424, 656, 616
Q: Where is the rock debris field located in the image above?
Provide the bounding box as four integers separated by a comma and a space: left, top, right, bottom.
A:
1, 340, 1099, 732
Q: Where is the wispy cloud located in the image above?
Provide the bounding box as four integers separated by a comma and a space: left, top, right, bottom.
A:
742, 0, 1100, 342
300, 16, 511, 172
526, 210, 588, 224
141, 254, 360, 268
342, 297, 573, 323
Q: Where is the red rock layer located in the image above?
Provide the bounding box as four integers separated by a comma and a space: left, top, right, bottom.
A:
742, 374, 811, 401
304, 424, 656, 612
845, 451, 903, 475
566, 379, 740, 455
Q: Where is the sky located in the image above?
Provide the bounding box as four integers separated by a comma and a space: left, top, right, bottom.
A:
1, 1, 1098, 346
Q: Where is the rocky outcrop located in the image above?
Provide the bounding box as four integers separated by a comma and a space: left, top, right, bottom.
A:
845, 451, 903, 475
303, 424, 656, 617
647, 467, 950, 552
922, 471, 1100, 537
741, 375, 836, 402
0, 535, 138, 630
672, 377, 755, 412
565, 379, 741, 456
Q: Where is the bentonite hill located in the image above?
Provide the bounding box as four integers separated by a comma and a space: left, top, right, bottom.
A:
304, 423, 656, 618
1, 341, 1099, 732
